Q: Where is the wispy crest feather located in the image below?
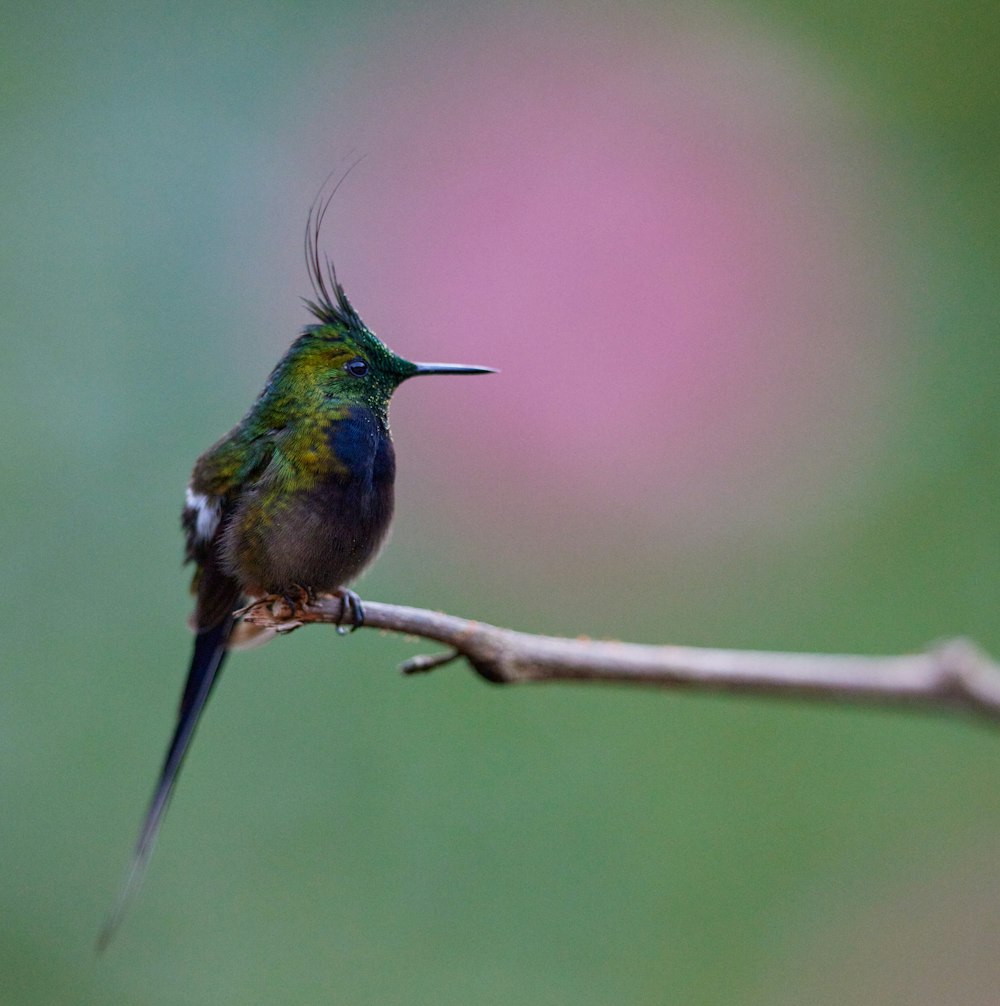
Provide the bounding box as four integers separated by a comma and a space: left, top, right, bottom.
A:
303, 162, 366, 330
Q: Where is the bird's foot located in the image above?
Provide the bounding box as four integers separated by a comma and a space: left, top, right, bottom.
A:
281, 583, 314, 614
236, 586, 312, 631
333, 588, 365, 635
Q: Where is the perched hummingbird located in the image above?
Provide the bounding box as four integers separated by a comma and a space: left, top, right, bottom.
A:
98, 194, 494, 948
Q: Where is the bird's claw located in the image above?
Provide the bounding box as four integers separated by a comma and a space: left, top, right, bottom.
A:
281, 583, 314, 615
335, 588, 364, 635
235, 586, 312, 625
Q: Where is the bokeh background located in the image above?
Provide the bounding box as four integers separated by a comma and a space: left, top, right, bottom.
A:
3, 2, 999, 1003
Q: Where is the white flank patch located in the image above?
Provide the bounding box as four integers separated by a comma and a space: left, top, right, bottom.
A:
185, 486, 222, 542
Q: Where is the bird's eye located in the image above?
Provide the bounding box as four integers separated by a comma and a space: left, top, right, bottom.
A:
345, 358, 369, 377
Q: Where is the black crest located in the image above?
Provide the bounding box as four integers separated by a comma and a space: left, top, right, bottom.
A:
303, 165, 366, 330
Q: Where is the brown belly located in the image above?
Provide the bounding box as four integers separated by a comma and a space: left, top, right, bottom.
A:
223, 476, 395, 595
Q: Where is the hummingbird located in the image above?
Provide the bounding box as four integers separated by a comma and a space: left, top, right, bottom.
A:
98, 192, 495, 948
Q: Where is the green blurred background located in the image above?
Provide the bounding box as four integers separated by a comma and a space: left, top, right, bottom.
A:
3, 2, 999, 1003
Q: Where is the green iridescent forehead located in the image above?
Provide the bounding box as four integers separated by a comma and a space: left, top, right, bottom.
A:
297, 315, 416, 381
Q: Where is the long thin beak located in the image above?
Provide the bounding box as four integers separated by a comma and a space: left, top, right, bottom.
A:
411, 362, 498, 376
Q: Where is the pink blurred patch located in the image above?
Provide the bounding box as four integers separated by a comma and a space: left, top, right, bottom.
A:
295, 8, 903, 537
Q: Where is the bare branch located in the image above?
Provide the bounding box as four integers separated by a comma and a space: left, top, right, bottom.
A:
242, 596, 1000, 725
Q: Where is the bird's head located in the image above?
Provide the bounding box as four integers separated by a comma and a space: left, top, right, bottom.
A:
286, 203, 493, 417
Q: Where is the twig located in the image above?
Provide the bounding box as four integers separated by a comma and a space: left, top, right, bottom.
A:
242, 596, 1000, 725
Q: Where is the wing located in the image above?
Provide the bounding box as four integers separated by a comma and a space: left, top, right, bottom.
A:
183, 427, 278, 629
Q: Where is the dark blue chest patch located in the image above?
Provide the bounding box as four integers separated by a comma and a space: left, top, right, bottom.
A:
328, 407, 395, 486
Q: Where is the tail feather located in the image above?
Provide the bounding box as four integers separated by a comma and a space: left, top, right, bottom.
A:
97, 616, 233, 951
